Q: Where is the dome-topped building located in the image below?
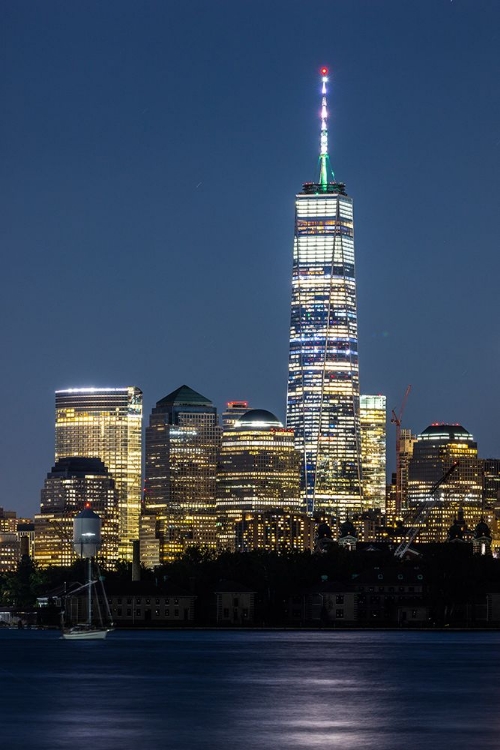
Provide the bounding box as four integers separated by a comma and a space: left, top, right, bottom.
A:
338, 517, 358, 551
217, 408, 301, 540
235, 409, 283, 430
407, 423, 482, 543
446, 509, 470, 542
474, 519, 491, 539
473, 518, 492, 556
418, 424, 475, 443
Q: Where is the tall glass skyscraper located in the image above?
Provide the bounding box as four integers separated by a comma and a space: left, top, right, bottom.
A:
360, 395, 387, 508
286, 68, 362, 517
55, 387, 143, 561
144, 385, 221, 563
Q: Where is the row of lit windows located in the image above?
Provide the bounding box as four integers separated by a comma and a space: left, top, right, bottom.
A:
296, 199, 353, 218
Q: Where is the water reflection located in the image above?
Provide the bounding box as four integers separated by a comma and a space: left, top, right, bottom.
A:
1, 631, 500, 749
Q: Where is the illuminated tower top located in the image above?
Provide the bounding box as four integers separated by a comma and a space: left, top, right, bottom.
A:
319, 66, 334, 189
302, 66, 345, 197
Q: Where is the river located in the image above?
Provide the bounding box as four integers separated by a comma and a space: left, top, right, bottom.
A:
1, 629, 499, 749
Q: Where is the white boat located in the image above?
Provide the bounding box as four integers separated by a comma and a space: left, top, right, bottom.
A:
61, 555, 114, 641
62, 623, 110, 640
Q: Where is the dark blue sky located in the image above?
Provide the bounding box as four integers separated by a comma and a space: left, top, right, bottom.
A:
2, 1, 500, 517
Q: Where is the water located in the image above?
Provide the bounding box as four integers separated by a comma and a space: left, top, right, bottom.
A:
1, 629, 499, 749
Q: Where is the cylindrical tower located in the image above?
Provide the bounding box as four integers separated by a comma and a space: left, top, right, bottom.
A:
73, 508, 102, 558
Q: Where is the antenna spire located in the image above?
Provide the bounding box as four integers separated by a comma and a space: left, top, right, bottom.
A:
319, 66, 334, 188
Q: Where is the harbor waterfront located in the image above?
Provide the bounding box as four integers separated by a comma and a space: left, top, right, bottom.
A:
1, 630, 500, 749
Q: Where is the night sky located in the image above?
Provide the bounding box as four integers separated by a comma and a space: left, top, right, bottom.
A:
3, 1, 499, 517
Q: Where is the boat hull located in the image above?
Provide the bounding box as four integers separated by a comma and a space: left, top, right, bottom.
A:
61, 628, 110, 640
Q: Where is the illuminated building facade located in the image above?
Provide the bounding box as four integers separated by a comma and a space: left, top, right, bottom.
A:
286, 68, 362, 517
386, 428, 417, 522
34, 457, 119, 567
139, 514, 160, 569
398, 428, 417, 513
217, 409, 301, 549
217, 409, 301, 550
222, 401, 251, 430
407, 424, 483, 542
0, 535, 19, 572
360, 395, 387, 509
55, 387, 142, 561
144, 385, 221, 563
0, 508, 17, 535
0, 509, 19, 572
482, 458, 500, 510
481, 459, 500, 552
228, 510, 318, 554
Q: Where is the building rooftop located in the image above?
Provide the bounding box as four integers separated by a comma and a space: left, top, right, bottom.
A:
418, 424, 474, 442
301, 181, 347, 195
235, 409, 283, 430
48, 457, 110, 479
156, 385, 212, 408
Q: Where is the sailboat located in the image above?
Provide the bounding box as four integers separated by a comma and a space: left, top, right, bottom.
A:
61, 507, 114, 640
61, 558, 113, 640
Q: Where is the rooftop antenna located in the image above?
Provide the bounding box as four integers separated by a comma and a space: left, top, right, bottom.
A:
319, 66, 334, 189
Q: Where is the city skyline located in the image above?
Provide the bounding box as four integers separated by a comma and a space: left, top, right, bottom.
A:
3, 1, 500, 517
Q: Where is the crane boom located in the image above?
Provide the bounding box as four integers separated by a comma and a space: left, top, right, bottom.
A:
393, 461, 459, 559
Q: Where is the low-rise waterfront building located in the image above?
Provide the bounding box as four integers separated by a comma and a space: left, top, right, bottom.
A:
214, 580, 255, 625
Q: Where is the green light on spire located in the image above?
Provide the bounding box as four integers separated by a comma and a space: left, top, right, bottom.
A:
319, 67, 334, 190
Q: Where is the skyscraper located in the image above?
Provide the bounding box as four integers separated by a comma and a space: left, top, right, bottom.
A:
144, 385, 221, 563
0, 508, 20, 572
222, 401, 251, 430
398, 428, 417, 513
34, 457, 119, 567
216, 408, 302, 551
217, 409, 301, 504
407, 423, 483, 542
286, 68, 362, 517
360, 395, 387, 508
55, 387, 143, 561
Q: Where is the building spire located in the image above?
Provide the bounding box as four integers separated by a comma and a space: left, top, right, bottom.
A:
319, 66, 334, 189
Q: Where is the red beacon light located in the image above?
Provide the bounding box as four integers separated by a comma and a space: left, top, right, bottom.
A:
320, 66, 328, 76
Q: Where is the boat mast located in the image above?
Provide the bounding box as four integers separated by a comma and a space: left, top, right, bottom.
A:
88, 556, 92, 625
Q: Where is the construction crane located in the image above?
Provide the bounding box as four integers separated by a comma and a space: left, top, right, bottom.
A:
391, 385, 412, 516
394, 461, 459, 559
